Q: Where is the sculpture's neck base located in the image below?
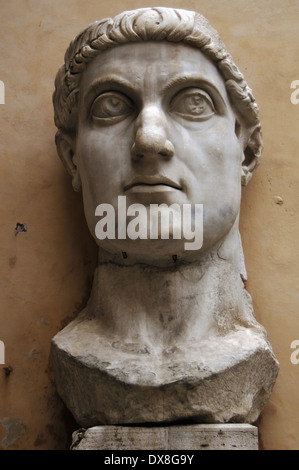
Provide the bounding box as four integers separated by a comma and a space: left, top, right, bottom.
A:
86, 253, 254, 348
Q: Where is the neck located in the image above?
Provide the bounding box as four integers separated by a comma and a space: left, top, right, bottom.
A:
86, 240, 253, 350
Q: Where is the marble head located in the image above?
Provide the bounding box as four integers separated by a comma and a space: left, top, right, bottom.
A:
53, 7, 263, 269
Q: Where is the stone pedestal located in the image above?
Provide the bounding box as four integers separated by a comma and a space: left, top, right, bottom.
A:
71, 424, 258, 450
51, 315, 279, 427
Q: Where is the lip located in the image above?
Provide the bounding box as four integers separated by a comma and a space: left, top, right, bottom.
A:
124, 175, 182, 193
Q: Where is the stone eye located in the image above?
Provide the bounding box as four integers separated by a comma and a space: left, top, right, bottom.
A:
91, 92, 134, 123
170, 88, 215, 121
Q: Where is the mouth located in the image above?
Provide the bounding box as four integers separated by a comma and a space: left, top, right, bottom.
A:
124, 175, 182, 193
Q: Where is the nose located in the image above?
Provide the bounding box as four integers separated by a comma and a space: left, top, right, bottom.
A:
131, 105, 174, 161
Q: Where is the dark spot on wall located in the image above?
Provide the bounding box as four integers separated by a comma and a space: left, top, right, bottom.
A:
15, 222, 27, 235
28, 349, 39, 360
9, 256, 16, 268
3, 366, 13, 377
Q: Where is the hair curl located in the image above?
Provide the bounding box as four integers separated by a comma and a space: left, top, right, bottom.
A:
53, 7, 262, 185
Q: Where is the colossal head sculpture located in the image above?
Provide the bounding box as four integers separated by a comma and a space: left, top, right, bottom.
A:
51, 7, 278, 428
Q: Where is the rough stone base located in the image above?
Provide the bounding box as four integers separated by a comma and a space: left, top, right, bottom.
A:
71, 424, 258, 450
51, 317, 279, 426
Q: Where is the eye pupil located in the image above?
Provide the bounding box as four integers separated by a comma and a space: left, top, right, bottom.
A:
91, 92, 133, 121
171, 87, 215, 121
110, 98, 122, 111
187, 95, 205, 113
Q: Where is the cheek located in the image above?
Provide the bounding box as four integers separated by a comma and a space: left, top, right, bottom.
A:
75, 129, 129, 204
202, 133, 242, 240
203, 132, 242, 215
172, 120, 242, 191
171, 122, 242, 234
76, 131, 112, 176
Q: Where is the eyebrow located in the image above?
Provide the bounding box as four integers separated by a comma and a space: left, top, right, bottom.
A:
82, 75, 137, 107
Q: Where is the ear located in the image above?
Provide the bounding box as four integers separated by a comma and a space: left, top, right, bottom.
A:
235, 121, 263, 186
55, 130, 81, 192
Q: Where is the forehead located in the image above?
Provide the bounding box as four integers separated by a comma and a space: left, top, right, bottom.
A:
80, 41, 229, 102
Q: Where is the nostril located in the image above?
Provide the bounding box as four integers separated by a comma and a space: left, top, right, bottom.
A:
133, 152, 144, 160
131, 142, 144, 160
158, 151, 168, 157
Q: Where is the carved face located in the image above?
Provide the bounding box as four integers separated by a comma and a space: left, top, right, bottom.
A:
73, 41, 244, 263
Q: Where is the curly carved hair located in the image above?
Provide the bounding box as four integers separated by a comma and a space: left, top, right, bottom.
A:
53, 7, 263, 185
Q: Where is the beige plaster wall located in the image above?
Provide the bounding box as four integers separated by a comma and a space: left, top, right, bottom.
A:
0, 0, 298, 450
